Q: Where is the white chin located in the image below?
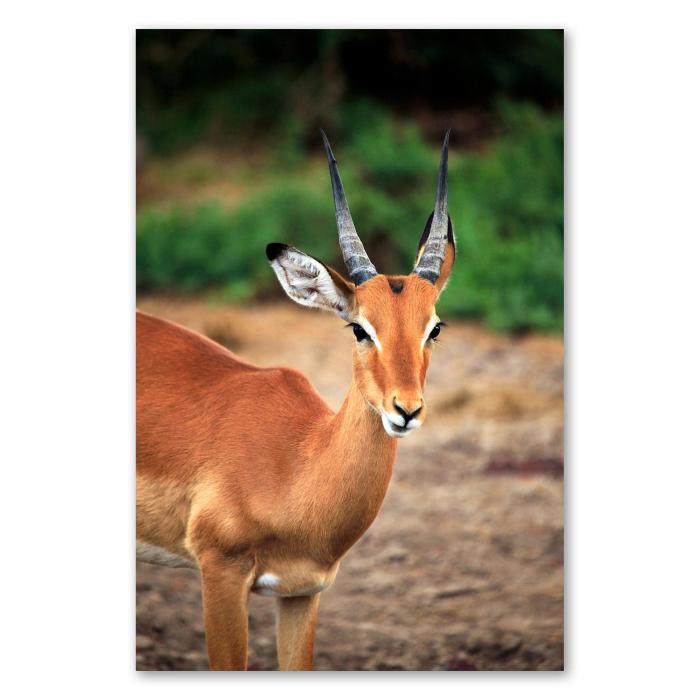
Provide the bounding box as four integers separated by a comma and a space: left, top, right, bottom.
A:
381, 413, 410, 438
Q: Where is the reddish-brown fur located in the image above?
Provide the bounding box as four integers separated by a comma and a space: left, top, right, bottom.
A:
136, 259, 454, 670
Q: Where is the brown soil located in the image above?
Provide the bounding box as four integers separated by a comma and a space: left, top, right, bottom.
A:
136, 297, 564, 671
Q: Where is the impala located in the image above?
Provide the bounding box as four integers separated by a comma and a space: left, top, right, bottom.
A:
136, 131, 456, 670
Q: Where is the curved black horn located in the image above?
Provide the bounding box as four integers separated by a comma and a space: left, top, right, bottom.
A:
413, 130, 452, 284
321, 130, 378, 286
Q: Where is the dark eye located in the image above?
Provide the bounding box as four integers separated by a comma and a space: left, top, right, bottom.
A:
351, 323, 371, 342
429, 323, 442, 340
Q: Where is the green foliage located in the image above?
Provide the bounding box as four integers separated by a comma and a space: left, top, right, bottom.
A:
439, 102, 564, 331
137, 103, 563, 333
137, 183, 337, 299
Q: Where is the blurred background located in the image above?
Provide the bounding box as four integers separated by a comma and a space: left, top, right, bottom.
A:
136, 29, 564, 671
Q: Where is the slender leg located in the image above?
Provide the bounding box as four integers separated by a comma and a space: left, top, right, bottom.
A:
198, 550, 254, 671
275, 593, 321, 671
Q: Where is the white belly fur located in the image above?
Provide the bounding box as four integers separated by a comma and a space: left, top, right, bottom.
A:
136, 543, 336, 597
252, 572, 332, 598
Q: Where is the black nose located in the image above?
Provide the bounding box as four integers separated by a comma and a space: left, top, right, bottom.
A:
393, 399, 422, 425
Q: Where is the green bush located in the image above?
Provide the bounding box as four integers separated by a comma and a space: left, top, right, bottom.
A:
137, 102, 563, 333
438, 102, 563, 331
137, 183, 337, 299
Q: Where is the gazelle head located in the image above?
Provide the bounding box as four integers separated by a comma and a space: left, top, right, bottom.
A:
267, 131, 456, 438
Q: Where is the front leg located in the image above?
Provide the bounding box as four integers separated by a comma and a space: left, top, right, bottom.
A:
198, 550, 254, 670
275, 593, 321, 671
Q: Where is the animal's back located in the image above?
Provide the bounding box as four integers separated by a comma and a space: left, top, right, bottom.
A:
136, 309, 332, 485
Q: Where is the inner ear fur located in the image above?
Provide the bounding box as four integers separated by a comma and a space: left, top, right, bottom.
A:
324, 264, 355, 299
266, 242, 356, 319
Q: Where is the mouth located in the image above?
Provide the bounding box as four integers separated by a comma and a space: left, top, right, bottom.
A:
381, 412, 422, 439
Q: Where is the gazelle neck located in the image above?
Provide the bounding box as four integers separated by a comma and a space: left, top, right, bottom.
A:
329, 379, 397, 468
305, 378, 397, 560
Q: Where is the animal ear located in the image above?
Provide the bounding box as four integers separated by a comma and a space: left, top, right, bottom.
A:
415, 213, 456, 294
266, 243, 355, 320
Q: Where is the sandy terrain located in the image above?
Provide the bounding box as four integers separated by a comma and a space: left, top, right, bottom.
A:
136, 296, 564, 671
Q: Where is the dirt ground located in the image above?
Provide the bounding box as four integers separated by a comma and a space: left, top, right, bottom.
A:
135, 296, 564, 671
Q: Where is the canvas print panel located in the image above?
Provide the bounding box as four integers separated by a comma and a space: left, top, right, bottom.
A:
136, 29, 564, 671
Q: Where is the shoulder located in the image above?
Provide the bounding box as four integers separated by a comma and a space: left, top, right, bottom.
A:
253, 366, 332, 415
258, 365, 318, 395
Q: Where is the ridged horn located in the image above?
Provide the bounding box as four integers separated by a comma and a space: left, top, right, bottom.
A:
321, 130, 378, 286
414, 130, 451, 284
